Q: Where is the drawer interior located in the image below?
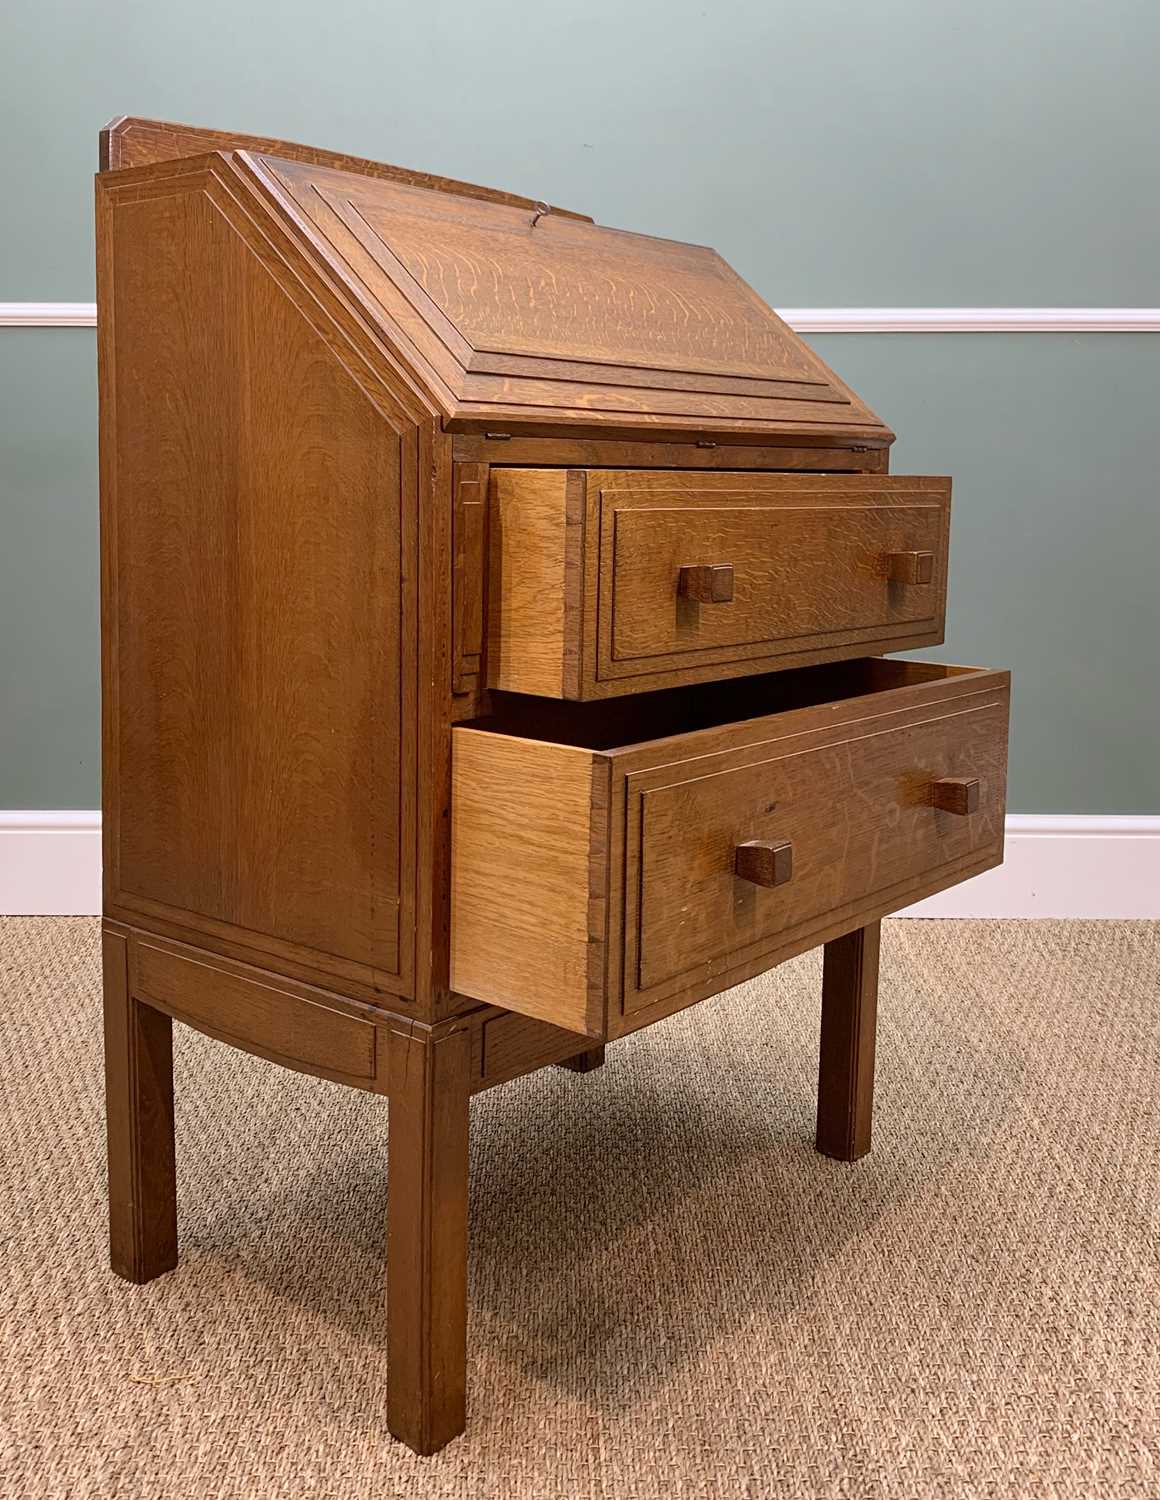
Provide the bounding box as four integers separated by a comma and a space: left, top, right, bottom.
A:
466, 657, 978, 752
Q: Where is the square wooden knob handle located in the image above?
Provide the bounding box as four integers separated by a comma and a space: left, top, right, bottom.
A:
930, 777, 980, 815
678, 563, 734, 603
886, 550, 935, 584
734, 839, 793, 887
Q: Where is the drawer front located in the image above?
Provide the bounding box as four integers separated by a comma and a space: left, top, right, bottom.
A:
618, 681, 1008, 1020
486, 469, 950, 700
452, 661, 1009, 1039
603, 482, 947, 670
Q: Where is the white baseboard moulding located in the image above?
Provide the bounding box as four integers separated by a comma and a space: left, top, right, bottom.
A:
2, 304, 1159, 333
1, 812, 103, 917
900, 816, 1159, 920
1, 812, 1156, 920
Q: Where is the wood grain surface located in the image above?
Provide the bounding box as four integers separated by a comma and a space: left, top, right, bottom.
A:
386, 1023, 471, 1454
133, 941, 380, 1088
817, 922, 881, 1161
477, 1014, 603, 1088
452, 436, 891, 470
102, 928, 178, 1284
452, 462, 488, 704
482, 470, 949, 699
452, 662, 1009, 1037
450, 731, 610, 1036
601, 472, 949, 668
619, 669, 1007, 1019
98, 158, 420, 999
100, 115, 591, 220
95, 119, 1009, 1458
486, 469, 585, 698
234, 153, 891, 445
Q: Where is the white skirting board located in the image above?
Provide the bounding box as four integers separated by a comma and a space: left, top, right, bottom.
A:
900, 816, 1159, 919
0, 812, 103, 917
1, 812, 1156, 920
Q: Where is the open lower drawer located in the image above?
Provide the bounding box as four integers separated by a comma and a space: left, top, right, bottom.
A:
451, 658, 1010, 1039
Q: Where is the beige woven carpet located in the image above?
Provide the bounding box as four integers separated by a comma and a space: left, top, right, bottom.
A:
1, 919, 1158, 1499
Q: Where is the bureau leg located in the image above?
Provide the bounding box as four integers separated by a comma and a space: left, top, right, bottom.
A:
816, 921, 880, 1162
102, 929, 178, 1283
386, 1023, 471, 1455
558, 1044, 606, 1074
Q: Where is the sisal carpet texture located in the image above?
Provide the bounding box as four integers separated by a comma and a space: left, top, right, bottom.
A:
1, 917, 1158, 1499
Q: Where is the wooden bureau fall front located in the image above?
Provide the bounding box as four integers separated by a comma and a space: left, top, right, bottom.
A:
96, 117, 1010, 1455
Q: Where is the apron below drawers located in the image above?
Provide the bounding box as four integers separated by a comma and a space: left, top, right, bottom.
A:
451, 658, 1009, 1038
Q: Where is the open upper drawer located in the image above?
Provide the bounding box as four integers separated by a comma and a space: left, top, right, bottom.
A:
451, 658, 1009, 1038
486, 470, 951, 699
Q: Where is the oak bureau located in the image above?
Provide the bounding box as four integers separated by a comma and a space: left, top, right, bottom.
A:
96, 116, 1010, 1454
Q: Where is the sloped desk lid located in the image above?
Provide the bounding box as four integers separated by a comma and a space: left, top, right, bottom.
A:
238, 152, 890, 444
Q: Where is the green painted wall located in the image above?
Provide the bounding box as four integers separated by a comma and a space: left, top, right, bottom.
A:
811, 334, 1160, 813
1, 0, 1157, 809
3, 0, 1160, 302
0, 331, 99, 808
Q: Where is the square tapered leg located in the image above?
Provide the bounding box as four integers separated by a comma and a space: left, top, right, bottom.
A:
816, 921, 880, 1161
103, 929, 178, 1283
558, 1045, 606, 1074
386, 1023, 471, 1455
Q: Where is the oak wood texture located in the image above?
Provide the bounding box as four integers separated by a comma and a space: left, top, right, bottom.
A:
133, 937, 383, 1091
104, 920, 611, 1103
386, 1022, 471, 1454
453, 436, 891, 470
886, 549, 935, 584
474, 1013, 600, 1090
558, 1046, 608, 1074
96, 153, 442, 1006
816, 921, 880, 1161
617, 667, 1006, 1030
451, 731, 610, 1035
103, 929, 178, 1283
452, 462, 488, 705
452, 660, 1009, 1039
227, 152, 892, 446
678, 563, 735, 604
484, 470, 951, 699
95, 119, 1011, 1458
734, 839, 794, 888
100, 116, 591, 221
931, 776, 982, 815
486, 468, 586, 699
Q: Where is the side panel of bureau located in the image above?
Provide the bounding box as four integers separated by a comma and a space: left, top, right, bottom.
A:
97, 163, 420, 1001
